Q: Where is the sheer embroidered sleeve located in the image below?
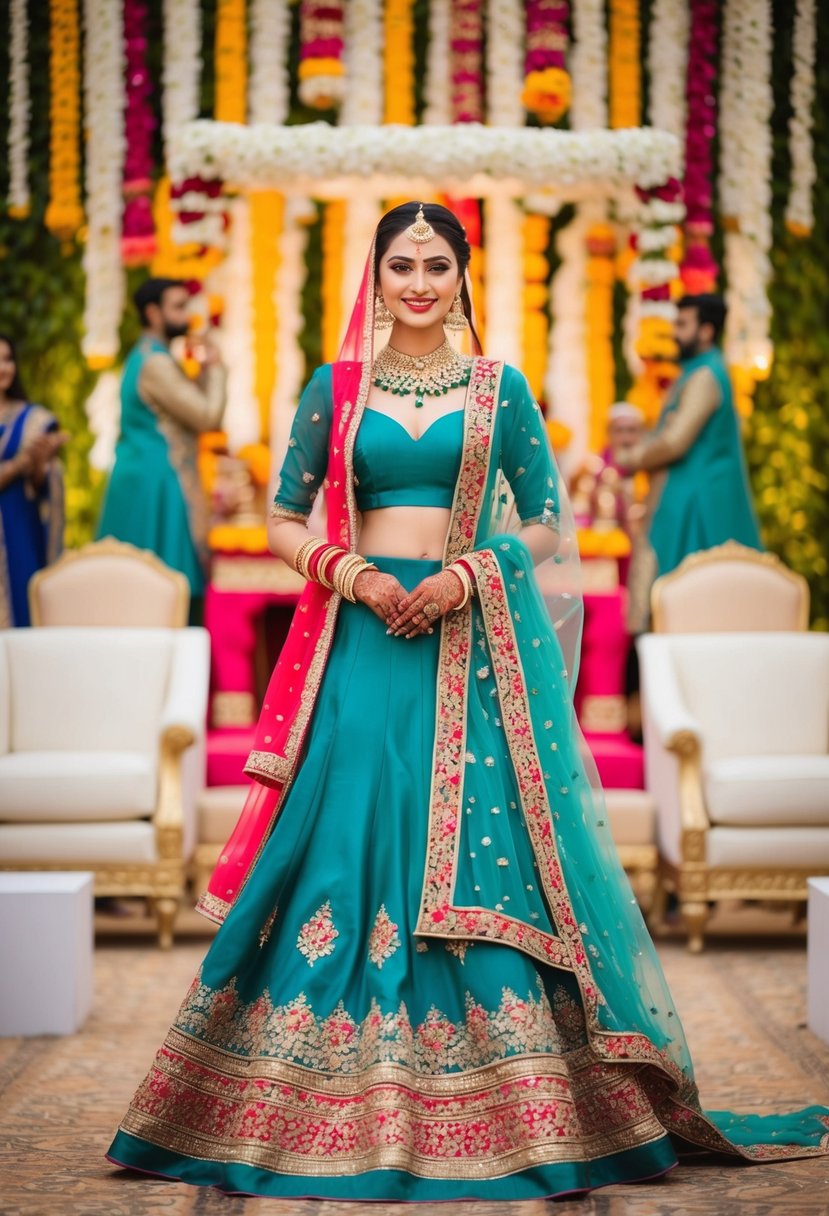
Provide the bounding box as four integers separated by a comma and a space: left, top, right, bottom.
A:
499, 367, 561, 532
270, 365, 333, 522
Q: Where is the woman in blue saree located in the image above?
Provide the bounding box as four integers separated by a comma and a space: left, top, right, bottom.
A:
108, 204, 828, 1200
0, 334, 65, 627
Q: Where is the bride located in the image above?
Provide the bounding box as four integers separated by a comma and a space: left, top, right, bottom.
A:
108, 202, 828, 1201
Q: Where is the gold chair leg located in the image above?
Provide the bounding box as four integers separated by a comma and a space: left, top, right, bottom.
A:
155, 897, 180, 949
681, 900, 709, 953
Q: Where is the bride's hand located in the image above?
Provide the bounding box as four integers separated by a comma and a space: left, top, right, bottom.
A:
387, 571, 464, 638
352, 569, 406, 624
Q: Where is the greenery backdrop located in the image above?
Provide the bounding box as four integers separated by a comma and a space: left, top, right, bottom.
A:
0, 0, 826, 623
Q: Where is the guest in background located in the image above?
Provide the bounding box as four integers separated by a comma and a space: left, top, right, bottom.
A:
614, 293, 762, 633
97, 278, 227, 616
0, 334, 66, 627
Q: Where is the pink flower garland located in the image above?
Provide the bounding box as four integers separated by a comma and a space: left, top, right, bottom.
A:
522, 0, 571, 124
121, 0, 157, 266
298, 1, 346, 111
681, 0, 719, 292
450, 0, 484, 123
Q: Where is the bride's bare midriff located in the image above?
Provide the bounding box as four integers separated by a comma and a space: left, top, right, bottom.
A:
357, 505, 451, 561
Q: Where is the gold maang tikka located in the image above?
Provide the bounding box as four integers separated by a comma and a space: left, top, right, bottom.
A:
405, 204, 436, 243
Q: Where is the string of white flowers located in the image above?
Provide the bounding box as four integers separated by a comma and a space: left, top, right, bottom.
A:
486, 0, 524, 128
271, 199, 314, 468
340, 0, 383, 125
546, 209, 591, 474
423, 0, 452, 125
217, 197, 258, 450
248, 0, 290, 125
82, 0, 125, 366
484, 193, 523, 366
718, 0, 744, 223
170, 123, 681, 197
7, 0, 30, 216
161, 0, 201, 165
86, 370, 122, 472
723, 0, 773, 375
647, 0, 689, 163
785, 0, 816, 235
570, 0, 608, 131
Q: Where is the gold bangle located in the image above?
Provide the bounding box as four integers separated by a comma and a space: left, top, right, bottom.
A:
445, 562, 472, 609
294, 537, 328, 581
344, 559, 376, 604
333, 554, 365, 602
316, 546, 346, 589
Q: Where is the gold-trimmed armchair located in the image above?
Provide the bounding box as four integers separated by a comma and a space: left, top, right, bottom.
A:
638, 632, 829, 951
651, 541, 809, 634
29, 537, 190, 628
0, 627, 209, 947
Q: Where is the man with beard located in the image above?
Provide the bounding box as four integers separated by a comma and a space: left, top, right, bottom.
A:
613, 293, 762, 633
98, 278, 227, 614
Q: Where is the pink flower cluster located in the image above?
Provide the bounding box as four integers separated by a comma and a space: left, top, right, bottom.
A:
682, 0, 719, 291
121, 0, 157, 265
524, 0, 568, 76
450, 0, 484, 123
299, 2, 344, 62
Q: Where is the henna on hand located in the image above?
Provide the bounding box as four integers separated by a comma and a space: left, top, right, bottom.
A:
387, 570, 464, 638
352, 569, 406, 623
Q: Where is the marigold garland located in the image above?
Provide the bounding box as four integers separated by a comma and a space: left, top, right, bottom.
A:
298, 1, 346, 111
322, 199, 345, 363
522, 214, 550, 400
121, 0, 157, 265
152, 176, 223, 282
384, 0, 415, 125
250, 191, 283, 441
522, 0, 571, 125
608, 0, 640, 129
215, 0, 247, 125
45, 0, 84, 237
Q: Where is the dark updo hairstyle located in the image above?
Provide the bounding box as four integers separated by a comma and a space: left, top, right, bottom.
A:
0, 333, 27, 401
374, 202, 482, 353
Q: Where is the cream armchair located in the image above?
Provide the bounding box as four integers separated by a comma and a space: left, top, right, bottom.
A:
29, 538, 189, 627
638, 632, 829, 952
651, 541, 809, 633
0, 627, 209, 947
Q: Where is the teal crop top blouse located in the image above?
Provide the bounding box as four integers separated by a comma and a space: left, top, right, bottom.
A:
272, 362, 560, 531
352, 409, 462, 510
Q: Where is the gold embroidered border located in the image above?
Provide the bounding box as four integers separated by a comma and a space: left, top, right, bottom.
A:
443, 357, 502, 565
195, 890, 231, 923
121, 1029, 668, 1178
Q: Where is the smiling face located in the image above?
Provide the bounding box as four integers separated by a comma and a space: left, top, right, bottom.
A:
377, 232, 462, 337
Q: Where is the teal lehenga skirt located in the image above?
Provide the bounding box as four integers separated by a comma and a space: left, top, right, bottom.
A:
108, 556, 679, 1200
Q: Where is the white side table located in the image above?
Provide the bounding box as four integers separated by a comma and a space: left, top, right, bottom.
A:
807, 876, 829, 1046
0, 872, 94, 1036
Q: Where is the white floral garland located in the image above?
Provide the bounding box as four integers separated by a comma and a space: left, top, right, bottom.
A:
546, 209, 591, 473
570, 0, 608, 131
7, 0, 30, 216
271, 199, 314, 469
722, 0, 773, 374
785, 0, 816, 235
423, 0, 451, 125
484, 194, 523, 366
248, 0, 290, 125
82, 0, 125, 366
486, 0, 524, 128
718, 0, 744, 223
647, 0, 689, 162
169, 122, 682, 198
161, 0, 202, 164
340, 0, 383, 125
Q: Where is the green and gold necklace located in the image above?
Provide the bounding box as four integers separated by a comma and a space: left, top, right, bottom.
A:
372, 339, 472, 409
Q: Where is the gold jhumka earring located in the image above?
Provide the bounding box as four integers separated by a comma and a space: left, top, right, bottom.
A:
444, 292, 468, 332
374, 294, 395, 328
405, 204, 436, 243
